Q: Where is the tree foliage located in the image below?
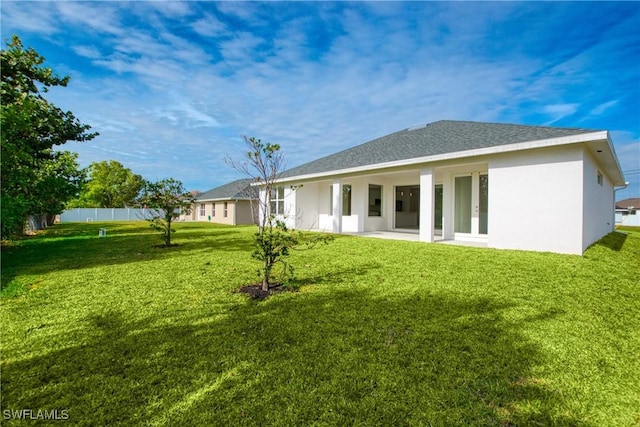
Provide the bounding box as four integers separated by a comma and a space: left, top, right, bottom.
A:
70, 160, 145, 208
139, 178, 194, 247
1, 35, 97, 238
228, 136, 332, 292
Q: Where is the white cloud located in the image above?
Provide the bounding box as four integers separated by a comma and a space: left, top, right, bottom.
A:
54, 2, 124, 35
0, 2, 58, 34
588, 100, 619, 117
72, 45, 102, 59
7, 1, 637, 194
191, 13, 228, 37
541, 103, 581, 124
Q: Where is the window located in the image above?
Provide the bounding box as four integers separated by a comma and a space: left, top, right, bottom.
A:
368, 184, 382, 216
223, 202, 228, 217
212, 203, 216, 217
342, 185, 352, 216
329, 184, 352, 216
270, 186, 284, 215
597, 170, 603, 186
199, 204, 206, 217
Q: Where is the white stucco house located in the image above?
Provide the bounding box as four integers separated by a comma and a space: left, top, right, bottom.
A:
265, 120, 626, 255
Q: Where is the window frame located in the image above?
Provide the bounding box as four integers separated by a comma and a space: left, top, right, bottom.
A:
270, 186, 285, 215
329, 184, 352, 216
368, 184, 382, 217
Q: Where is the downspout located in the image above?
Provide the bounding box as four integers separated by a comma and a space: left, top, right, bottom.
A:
613, 181, 629, 229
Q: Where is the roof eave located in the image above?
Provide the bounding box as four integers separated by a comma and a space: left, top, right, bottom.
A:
195, 196, 256, 202
275, 130, 613, 184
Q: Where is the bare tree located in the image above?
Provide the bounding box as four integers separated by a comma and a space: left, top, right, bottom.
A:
227, 136, 330, 293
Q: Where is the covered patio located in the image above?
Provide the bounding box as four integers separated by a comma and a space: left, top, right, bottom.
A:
343, 230, 488, 248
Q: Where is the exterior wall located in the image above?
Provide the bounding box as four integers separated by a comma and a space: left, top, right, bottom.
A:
582, 147, 615, 251
282, 142, 618, 255
312, 176, 397, 233
189, 200, 255, 225
196, 202, 210, 221
293, 182, 321, 230
213, 201, 235, 225
235, 200, 256, 225
488, 145, 584, 254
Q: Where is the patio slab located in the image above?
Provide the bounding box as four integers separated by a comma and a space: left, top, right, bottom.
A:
345, 231, 488, 248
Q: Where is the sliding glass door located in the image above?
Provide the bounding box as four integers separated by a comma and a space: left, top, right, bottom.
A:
479, 174, 488, 235
434, 184, 443, 232
454, 173, 488, 236
454, 176, 472, 233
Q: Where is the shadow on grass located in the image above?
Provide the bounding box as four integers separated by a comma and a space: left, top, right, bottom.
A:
1, 290, 586, 426
1, 223, 255, 291
594, 231, 627, 251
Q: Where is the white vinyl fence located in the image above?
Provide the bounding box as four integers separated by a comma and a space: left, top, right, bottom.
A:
59, 208, 164, 223
616, 211, 640, 226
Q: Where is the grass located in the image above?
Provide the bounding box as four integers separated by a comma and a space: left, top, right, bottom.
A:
1, 222, 639, 426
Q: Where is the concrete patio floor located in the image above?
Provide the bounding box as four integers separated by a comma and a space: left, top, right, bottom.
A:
344, 230, 488, 248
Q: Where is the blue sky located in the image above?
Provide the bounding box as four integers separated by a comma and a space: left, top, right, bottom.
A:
2, 1, 639, 199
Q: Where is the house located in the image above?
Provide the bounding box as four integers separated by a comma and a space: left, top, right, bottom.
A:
185, 179, 257, 225
265, 120, 625, 255
615, 198, 640, 226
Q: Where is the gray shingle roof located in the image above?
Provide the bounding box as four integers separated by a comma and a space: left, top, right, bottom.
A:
281, 120, 599, 178
196, 179, 257, 201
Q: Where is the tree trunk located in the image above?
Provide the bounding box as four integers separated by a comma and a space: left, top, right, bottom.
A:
262, 258, 270, 292
165, 218, 172, 246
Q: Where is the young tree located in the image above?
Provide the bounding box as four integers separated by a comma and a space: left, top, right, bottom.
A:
228, 136, 331, 292
139, 178, 194, 247
1, 35, 97, 237
70, 160, 145, 208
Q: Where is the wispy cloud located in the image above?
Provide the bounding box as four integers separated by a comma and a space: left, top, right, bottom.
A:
1, 1, 638, 196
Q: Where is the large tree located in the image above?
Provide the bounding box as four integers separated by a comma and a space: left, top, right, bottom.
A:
31, 151, 86, 225
139, 178, 194, 247
70, 160, 145, 208
1, 35, 97, 237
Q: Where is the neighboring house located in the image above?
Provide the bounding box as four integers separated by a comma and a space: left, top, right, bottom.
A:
615, 197, 640, 226
263, 120, 625, 255
184, 179, 257, 225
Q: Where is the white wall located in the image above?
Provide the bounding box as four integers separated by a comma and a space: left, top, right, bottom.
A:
306, 177, 393, 233
582, 147, 615, 250
488, 145, 585, 254
292, 182, 320, 230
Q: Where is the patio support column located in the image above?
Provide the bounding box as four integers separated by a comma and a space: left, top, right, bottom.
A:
284, 186, 297, 229
419, 168, 435, 242
258, 188, 268, 227
332, 179, 342, 233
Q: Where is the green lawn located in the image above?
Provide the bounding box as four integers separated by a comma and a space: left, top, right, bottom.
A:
1, 222, 639, 426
